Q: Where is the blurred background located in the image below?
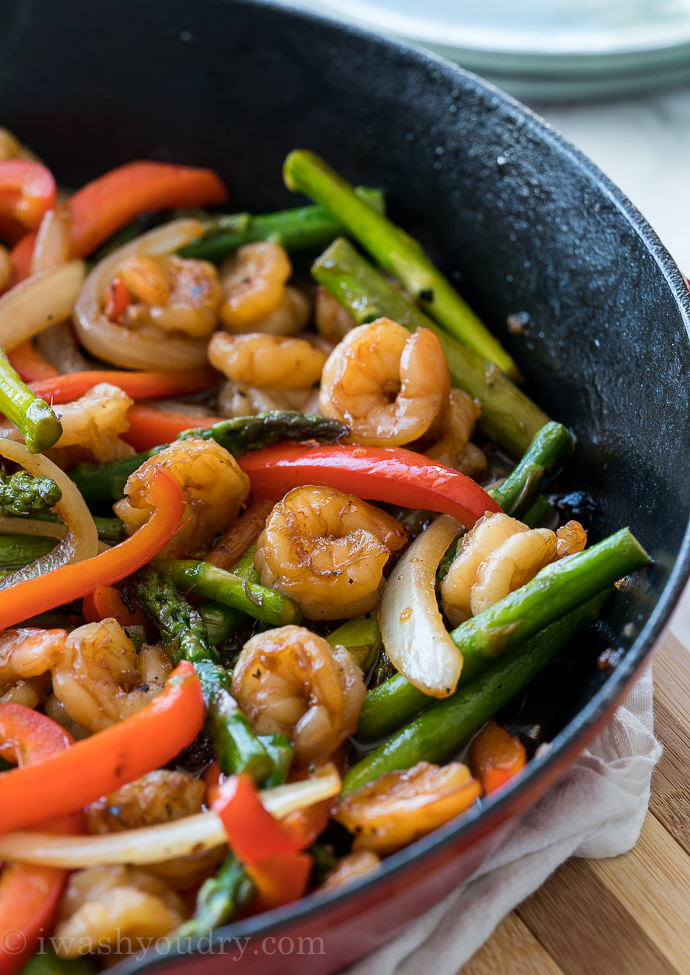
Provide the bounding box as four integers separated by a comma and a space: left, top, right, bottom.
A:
286, 0, 690, 645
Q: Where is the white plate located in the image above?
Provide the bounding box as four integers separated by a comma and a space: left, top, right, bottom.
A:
284, 0, 690, 99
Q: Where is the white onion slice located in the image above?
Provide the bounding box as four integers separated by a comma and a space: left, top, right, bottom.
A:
30, 205, 73, 274
380, 514, 464, 698
0, 767, 342, 868
0, 260, 86, 350
73, 219, 209, 371
0, 438, 98, 589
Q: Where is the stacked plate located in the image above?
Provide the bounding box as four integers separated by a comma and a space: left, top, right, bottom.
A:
285, 0, 690, 99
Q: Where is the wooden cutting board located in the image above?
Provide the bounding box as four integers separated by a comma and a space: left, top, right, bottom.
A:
461, 630, 690, 975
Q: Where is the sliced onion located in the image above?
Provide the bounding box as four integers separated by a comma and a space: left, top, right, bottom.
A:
0, 766, 342, 868
380, 514, 464, 698
30, 205, 73, 274
73, 219, 209, 371
0, 438, 98, 589
0, 259, 86, 350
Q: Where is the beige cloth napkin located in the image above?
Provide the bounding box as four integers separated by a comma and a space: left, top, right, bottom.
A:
347, 666, 661, 974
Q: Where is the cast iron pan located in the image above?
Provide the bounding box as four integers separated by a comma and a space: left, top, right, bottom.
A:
2, 1, 689, 971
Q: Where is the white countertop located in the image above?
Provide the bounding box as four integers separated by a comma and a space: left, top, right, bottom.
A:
534, 88, 690, 647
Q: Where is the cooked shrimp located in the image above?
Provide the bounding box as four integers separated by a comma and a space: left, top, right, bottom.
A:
232, 624, 366, 765
218, 240, 293, 329
335, 761, 481, 855
0, 244, 11, 293
320, 851, 381, 890
470, 528, 557, 615
114, 437, 250, 559
54, 866, 186, 957
208, 332, 327, 390
255, 485, 407, 620
51, 619, 164, 733
216, 378, 318, 418
117, 252, 221, 338
441, 512, 587, 623
232, 285, 310, 336
0, 628, 66, 697
556, 520, 588, 557
86, 770, 222, 890
315, 285, 357, 343
319, 318, 450, 446
440, 513, 529, 625
422, 388, 486, 477
52, 382, 134, 464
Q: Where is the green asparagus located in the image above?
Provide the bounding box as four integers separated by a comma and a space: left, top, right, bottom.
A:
70, 411, 348, 505
0, 349, 62, 453
359, 525, 649, 741
0, 533, 58, 570
284, 150, 519, 378
344, 594, 608, 794
176, 853, 256, 937
20, 951, 93, 975
327, 613, 382, 673
312, 238, 548, 457
134, 566, 281, 784
178, 187, 385, 263
197, 599, 247, 646
0, 470, 61, 516
231, 542, 261, 585
157, 559, 301, 627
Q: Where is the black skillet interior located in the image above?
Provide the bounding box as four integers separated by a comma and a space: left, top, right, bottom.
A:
2, 0, 690, 928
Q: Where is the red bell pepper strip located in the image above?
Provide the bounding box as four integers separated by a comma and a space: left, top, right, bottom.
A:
69, 161, 228, 258
468, 720, 527, 795
0, 466, 184, 630
0, 704, 83, 975
240, 444, 501, 528
244, 852, 312, 914
0, 161, 56, 245
8, 339, 59, 382
0, 660, 203, 837
29, 365, 217, 405
213, 774, 306, 865
122, 405, 222, 452
82, 584, 154, 635
103, 274, 133, 321
10, 160, 228, 276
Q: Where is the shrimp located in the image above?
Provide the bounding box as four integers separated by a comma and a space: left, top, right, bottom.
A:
0, 127, 39, 161
335, 761, 481, 855
255, 485, 407, 620
231, 624, 366, 765
114, 437, 250, 559
216, 379, 318, 418
86, 770, 222, 890
208, 332, 327, 390
315, 285, 357, 343
319, 318, 450, 447
234, 285, 311, 336
470, 528, 557, 615
0, 628, 65, 710
116, 252, 221, 338
320, 851, 381, 890
54, 866, 186, 957
51, 619, 166, 733
51, 382, 135, 464
422, 388, 487, 477
440, 512, 587, 624
218, 240, 297, 330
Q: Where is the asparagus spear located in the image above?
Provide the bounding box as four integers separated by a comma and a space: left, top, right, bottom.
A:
70, 411, 348, 505
176, 852, 256, 937
284, 150, 519, 378
0, 349, 62, 453
0, 470, 61, 516
358, 525, 649, 741
344, 594, 608, 794
20, 951, 93, 975
197, 599, 247, 647
327, 613, 382, 673
133, 566, 279, 784
312, 238, 548, 458
178, 187, 385, 263
231, 541, 261, 586
0, 533, 57, 570
157, 559, 301, 627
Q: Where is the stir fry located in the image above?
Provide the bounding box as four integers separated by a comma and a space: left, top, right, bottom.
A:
0, 132, 651, 970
